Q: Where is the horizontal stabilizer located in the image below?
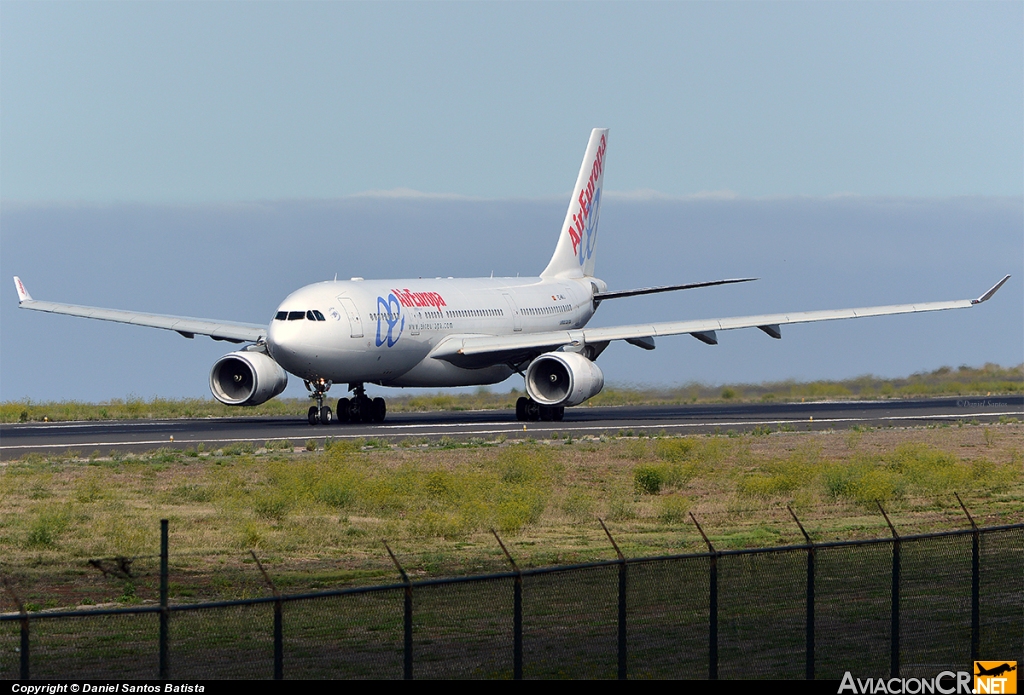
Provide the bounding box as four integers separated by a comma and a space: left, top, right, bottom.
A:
594, 277, 756, 303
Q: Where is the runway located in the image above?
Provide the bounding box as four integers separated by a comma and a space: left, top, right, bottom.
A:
1, 395, 1020, 459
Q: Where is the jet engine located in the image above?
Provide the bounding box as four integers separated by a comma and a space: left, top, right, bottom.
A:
525, 352, 605, 407
210, 351, 288, 406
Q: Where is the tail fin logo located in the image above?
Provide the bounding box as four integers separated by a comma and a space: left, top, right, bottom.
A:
567, 133, 607, 267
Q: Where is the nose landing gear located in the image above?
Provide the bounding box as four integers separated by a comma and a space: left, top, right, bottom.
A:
305, 378, 334, 425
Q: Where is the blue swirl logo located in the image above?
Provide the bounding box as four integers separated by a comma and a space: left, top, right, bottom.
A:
579, 187, 600, 266
375, 293, 404, 347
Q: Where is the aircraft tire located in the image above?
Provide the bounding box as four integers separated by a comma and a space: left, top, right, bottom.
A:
515, 397, 529, 421
527, 399, 541, 421
336, 398, 350, 423
307, 406, 319, 425
553, 406, 565, 421
320, 406, 333, 425
539, 406, 554, 421
371, 397, 387, 423
360, 396, 374, 423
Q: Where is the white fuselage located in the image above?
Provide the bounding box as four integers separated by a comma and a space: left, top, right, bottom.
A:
266, 276, 606, 388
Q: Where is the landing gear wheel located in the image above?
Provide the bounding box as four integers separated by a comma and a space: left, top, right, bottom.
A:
516, 397, 529, 421
360, 396, 374, 423
320, 406, 333, 425
527, 400, 541, 422
553, 406, 565, 422
308, 406, 319, 425
336, 398, 350, 423
347, 398, 362, 422
371, 397, 387, 423
539, 405, 554, 421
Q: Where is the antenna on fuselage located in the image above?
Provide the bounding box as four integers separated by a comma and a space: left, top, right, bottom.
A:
334, 273, 338, 281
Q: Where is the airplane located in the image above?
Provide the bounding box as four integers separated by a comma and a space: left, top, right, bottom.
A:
13, 129, 1011, 426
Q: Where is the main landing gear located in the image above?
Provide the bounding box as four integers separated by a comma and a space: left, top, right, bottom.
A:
515, 396, 564, 422
305, 381, 388, 425
335, 384, 387, 424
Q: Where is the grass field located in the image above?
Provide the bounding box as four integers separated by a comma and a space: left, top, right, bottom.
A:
1, 419, 1020, 614
1, 363, 1020, 423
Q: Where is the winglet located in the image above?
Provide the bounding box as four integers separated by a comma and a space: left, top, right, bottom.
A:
972, 275, 1010, 304
13, 277, 32, 303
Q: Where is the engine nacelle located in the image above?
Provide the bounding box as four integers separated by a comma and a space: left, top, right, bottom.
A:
210, 351, 288, 406
525, 352, 605, 407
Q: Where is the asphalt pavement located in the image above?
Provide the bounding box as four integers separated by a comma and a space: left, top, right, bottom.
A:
1, 395, 1020, 459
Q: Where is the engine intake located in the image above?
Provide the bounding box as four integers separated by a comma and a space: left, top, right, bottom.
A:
210, 351, 288, 406
525, 352, 604, 407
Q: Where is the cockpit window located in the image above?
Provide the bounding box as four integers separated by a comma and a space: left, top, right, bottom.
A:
275, 311, 288, 321
287, 311, 305, 321
313, 310, 326, 321
306, 310, 317, 321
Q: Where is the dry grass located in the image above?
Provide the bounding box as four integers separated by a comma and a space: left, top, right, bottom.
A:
0, 422, 1020, 612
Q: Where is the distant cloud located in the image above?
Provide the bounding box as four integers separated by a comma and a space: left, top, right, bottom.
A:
606, 189, 740, 201
348, 188, 478, 201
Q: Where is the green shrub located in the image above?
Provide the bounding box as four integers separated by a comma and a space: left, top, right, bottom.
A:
655, 438, 696, 463
561, 490, 594, 521
634, 466, 664, 495
25, 508, 71, 548
658, 496, 690, 523
252, 491, 293, 520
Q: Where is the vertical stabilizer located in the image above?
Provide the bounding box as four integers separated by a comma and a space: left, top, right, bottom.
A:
541, 128, 609, 278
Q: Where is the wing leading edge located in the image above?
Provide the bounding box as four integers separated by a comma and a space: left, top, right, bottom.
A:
13, 277, 266, 344
431, 275, 1012, 368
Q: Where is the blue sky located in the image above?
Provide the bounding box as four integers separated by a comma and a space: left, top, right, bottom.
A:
1, 2, 1021, 402
3, 2, 1021, 201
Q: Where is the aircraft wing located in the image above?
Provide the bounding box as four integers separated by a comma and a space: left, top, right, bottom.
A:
13, 277, 266, 344
432, 275, 1011, 368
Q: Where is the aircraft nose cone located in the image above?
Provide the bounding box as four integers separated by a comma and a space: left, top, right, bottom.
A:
267, 318, 302, 369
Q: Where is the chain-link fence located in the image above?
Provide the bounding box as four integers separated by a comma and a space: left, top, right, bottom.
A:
2, 523, 1022, 680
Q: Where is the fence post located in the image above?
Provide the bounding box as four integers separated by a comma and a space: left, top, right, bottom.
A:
251, 550, 283, 680
384, 541, 413, 680
788, 506, 815, 680
877, 502, 900, 678
2, 574, 28, 680
691, 513, 718, 680
492, 530, 523, 680
955, 493, 980, 663
159, 519, 169, 680
599, 519, 627, 680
